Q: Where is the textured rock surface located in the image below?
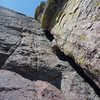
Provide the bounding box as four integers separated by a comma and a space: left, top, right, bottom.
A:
42, 0, 66, 31
35, 1, 46, 22
2, 8, 64, 87
0, 70, 65, 100
0, 6, 100, 100
42, 0, 100, 88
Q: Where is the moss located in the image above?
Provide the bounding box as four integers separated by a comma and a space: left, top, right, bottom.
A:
78, 56, 85, 65
56, 11, 63, 23
85, 64, 100, 77
96, 1, 100, 6
92, 14, 100, 21
93, 69, 100, 76
79, 35, 86, 41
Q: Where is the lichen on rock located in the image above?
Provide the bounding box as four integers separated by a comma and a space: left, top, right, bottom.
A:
41, 0, 100, 89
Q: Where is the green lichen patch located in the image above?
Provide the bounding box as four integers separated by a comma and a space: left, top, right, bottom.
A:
79, 35, 86, 41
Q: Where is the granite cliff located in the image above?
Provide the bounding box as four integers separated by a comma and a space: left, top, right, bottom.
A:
0, 0, 100, 99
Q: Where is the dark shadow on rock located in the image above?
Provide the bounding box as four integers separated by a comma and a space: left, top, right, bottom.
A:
44, 30, 54, 42
52, 45, 100, 97
0, 53, 10, 67
9, 67, 62, 90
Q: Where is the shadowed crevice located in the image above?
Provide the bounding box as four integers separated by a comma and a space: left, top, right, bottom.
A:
0, 53, 10, 67
44, 30, 54, 42
52, 45, 100, 97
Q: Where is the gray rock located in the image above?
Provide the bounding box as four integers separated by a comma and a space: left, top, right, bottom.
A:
0, 6, 99, 100
0, 70, 65, 100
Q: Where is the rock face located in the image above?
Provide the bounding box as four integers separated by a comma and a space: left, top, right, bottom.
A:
35, 1, 46, 23
42, 0, 66, 31
0, 6, 100, 100
41, 0, 100, 89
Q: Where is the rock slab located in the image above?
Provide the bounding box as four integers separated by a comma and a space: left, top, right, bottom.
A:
41, 0, 100, 88
0, 70, 65, 100
0, 6, 99, 100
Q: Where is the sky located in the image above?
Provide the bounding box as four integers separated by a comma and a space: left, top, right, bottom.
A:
0, 0, 46, 17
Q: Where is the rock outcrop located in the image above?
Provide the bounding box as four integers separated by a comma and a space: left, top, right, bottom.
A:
35, 1, 46, 23
40, 0, 100, 90
0, 5, 100, 100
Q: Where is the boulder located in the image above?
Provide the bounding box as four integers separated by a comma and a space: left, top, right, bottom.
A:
41, 0, 100, 88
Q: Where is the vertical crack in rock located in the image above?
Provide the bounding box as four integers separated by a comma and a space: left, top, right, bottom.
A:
52, 45, 100, 97
43, 30, 54, 42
